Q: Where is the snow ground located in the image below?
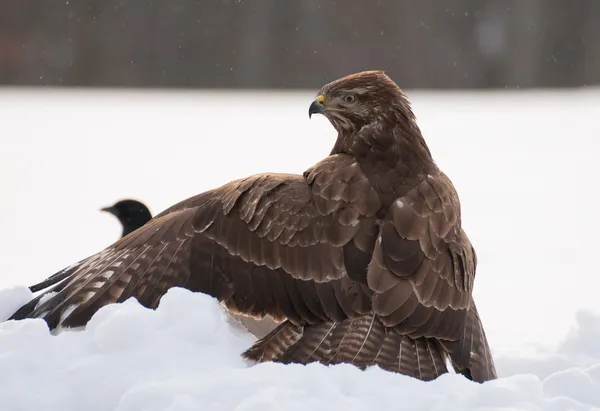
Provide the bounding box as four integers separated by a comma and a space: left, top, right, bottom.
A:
1, 287, 599, 411
0, 87, 599, 410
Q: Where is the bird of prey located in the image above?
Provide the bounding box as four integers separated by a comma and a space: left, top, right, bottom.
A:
8, 71, 497, 383
101, 199, 153, 238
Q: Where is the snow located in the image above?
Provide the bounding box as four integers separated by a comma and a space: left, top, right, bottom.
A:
1, 87, 600, 410
1, 288, 599, 410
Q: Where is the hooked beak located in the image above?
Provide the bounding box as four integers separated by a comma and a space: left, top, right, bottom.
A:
308, 94, 326, 118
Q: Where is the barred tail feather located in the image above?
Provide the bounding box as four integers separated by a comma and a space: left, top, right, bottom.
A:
242, 314, 449, 381
242, 321, 304, 362
440, 301, 497, 383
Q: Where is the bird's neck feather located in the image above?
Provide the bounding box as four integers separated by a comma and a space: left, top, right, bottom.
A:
332, 107, 434, 171
330, 107, 436, 208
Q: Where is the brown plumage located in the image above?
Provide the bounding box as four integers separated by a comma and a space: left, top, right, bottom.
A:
8, 70, 496, 382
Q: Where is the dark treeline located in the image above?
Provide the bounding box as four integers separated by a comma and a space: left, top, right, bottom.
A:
1, 0, 599, 89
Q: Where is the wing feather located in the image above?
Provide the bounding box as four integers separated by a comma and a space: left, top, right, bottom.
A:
10, 141, 495, 383
368, 171, 475, 340
20, 155, 380, 330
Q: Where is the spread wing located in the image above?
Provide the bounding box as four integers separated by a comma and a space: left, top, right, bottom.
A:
20, 154, 381, 330
10, 156, 495, 382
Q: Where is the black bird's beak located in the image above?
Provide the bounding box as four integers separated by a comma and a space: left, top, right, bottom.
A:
100, 206, 117, 216
308, 95, 326, 118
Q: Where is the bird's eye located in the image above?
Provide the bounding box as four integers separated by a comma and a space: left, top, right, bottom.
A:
343, 94, 355, 104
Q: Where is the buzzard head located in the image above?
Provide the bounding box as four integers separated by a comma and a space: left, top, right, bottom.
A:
308, 70, 408, 133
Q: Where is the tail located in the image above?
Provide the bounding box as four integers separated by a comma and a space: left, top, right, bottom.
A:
440, 300, 497, 383
242, 313, 449, 381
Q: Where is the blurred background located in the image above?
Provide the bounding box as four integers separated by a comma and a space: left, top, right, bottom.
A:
2, 0, 600, 89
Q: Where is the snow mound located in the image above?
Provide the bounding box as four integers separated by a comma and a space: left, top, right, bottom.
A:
1, 287, 599, 411
496, 311, 600, 381
0, 285, 33, 321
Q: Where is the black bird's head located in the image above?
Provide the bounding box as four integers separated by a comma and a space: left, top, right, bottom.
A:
101, 199, 152, 238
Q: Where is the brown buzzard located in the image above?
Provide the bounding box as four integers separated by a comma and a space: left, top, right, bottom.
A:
8, 71, 497, 383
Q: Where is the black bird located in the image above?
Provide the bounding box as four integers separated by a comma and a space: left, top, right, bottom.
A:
27, 199, 152, 293
100, 199, 153, 238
